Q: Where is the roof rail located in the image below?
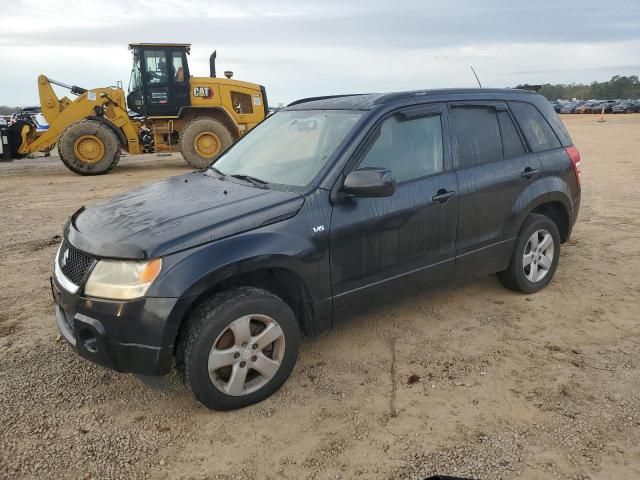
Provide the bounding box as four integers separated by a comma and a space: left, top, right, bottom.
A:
287, 94, 366, 107
374, 88, 535, 105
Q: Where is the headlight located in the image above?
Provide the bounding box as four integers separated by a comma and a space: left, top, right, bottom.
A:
84, 258, 162, 300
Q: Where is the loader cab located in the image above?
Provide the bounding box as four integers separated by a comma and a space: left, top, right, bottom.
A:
127, 43, 191, 117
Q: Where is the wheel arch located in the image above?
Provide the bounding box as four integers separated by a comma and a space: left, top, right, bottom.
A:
86, 115, 128, 148
178, 107, 240, 138
510, 177, 574, 243
514, 191, 572, 243
530, 201, 570, 243
172, 262, 316, 358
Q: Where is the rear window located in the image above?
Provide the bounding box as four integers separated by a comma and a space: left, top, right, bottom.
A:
231, 92, 253, 114
497, 111, 526, 158
450, 106, 503, 168
509, 102, 561, 152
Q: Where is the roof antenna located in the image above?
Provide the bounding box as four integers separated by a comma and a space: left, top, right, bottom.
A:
470, 65, 482, 88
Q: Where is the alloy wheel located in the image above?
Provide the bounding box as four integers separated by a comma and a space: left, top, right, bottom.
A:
208, 314, 285, 396
522, 229, 554, 282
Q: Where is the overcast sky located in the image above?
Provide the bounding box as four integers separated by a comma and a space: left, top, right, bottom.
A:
1, 0, 639, 106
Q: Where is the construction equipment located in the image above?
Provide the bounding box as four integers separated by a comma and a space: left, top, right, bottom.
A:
8, 43, 268, 175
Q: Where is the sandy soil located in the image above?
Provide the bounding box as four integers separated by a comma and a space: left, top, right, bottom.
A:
1, 114, 639, 480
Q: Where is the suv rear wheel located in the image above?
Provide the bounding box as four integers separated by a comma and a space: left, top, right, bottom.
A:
497, 213, 561, 293
179, 287, 300, 410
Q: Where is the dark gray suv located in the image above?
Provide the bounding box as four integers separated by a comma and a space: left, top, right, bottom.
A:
52, 88, 581, 409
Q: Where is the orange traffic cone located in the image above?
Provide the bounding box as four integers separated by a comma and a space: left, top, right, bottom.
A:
597, 106, 606, 123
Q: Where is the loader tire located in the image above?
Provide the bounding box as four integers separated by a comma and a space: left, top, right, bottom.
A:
59, 120, 121, 175
180, 118, 233, 169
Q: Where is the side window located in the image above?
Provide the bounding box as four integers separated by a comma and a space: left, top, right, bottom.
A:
232, 92, 254, 114
497, 111, 526, 158
509, 102, 561, 152
358, 114, 443, 182
144, 50, 168, 83
171, 51, 185, 82
450, 106, 503, 168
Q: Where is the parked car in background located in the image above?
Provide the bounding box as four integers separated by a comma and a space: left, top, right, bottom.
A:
10, 106, 50, 133
598, 101, 617, 113
575, 102, 597, 114
52, 87, 581, 410
612, 101, 640, 113
588, 102, 604, 114
560, 103, 580, 114
557, 99, 640, 114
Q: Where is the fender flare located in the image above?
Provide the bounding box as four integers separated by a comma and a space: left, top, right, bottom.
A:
177, 106, 240, 137
510, 177, 573, 237
163, 254, 318, 345
86, 115, 128, 148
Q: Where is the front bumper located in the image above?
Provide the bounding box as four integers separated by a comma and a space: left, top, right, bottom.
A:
51, 275, 180, 376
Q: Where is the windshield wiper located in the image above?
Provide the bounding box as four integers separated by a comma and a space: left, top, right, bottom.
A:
230, 173, 269, 189
211, 167, 226, 178
203, 166, 226, 179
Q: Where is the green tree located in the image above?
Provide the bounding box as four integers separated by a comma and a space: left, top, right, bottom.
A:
536, 75, 640, 101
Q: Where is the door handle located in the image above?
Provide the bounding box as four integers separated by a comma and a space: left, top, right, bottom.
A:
432, 189, 455, 203
521, 167, 539, 179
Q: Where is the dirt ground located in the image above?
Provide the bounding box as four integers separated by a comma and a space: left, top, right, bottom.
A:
1, 114, 639, 480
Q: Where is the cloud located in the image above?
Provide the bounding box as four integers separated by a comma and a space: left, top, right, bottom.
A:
0, 0, 639, 105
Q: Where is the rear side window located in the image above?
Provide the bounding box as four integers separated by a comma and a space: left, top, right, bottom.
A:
509, 102, 561, 152
450, 106, 502, 168
497, 111, 526, 158
231, 92, 253, 114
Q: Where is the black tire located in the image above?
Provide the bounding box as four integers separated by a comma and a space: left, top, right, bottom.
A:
7, 120, 32, 159
179, 287, 300, 410
180, 118, 233, 169
58, 120, 121, 175
497, 213, 561, 294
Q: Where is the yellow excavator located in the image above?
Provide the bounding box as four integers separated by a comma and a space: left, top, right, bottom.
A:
8, 43, 268, 175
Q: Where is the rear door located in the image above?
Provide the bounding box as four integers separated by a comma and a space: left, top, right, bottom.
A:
330, 104, 458, 317
449, 101, 537, 277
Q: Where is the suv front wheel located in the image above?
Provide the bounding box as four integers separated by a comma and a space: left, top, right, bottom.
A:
179, 287, 300, 410
497, 213, 561, 294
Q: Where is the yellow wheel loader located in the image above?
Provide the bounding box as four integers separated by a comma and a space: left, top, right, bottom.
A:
8, 43, 268, 175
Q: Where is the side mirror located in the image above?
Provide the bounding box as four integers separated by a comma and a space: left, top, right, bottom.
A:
341, 168, 396, 198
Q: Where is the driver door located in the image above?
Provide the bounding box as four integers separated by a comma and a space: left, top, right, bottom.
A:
330, 105, 459, 318
142, 49, 171, 115
169, 50, 190, 112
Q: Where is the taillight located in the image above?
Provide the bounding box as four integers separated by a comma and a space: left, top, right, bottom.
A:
565, 145, 581, 186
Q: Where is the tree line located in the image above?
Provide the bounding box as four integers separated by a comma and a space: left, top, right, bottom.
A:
531, 75, 640, 101
0, 105, 16, 115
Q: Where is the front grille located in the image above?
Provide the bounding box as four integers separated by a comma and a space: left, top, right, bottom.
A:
59, 240, 95, 285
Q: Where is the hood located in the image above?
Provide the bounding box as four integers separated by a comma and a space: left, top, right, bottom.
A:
66, 172, 304, 259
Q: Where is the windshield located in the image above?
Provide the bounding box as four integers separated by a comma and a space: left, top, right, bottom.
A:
213, 110, 363, 188
129, 53, 142, 92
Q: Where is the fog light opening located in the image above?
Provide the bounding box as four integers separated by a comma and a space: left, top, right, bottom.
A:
79, 328, 98, 353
